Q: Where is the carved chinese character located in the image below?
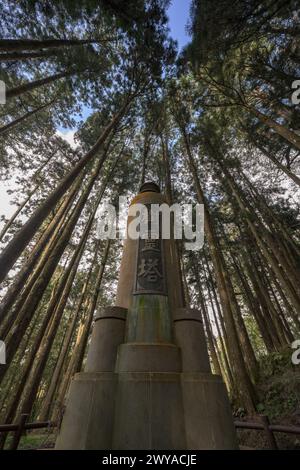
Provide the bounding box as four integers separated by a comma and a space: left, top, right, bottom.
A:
142, 239, 160, 252
138, 258, 163, 282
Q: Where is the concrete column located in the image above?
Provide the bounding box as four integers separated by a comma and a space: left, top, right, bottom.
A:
55, 372, 118, 449
85, 306, 127, 372
55, 306, 127, 449
116, 185, 185, 313
174, 308, 210, 373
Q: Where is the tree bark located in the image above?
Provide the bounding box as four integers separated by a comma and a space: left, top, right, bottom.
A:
0, 100, 54, 136
0, 177, 80, 329
246, 105, 300, 151
0, 38, 104, 52
0, 97, 131, 283
0, 146, 109, 383
0, 49, 63, 62
242, 125, 300, 187
52, 239, 111, 421
37, 246, 98, 421
18, 226, 89, 419
180, 126, 257, 412
0, 149, 57, 242
192, 260, 222, 375
6, 70, 73, 100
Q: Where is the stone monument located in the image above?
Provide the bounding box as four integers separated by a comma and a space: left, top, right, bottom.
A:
55, 182, 238, 449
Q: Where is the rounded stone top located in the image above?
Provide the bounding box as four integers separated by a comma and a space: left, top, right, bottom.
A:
139, 181, 160, 194
95, 306, 127, 321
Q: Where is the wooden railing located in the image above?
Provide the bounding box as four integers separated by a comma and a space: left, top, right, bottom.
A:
234, 414, 300, 449
0, 414, 56, 450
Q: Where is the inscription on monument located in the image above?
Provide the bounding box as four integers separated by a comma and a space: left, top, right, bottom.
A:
133, 207, 167, 295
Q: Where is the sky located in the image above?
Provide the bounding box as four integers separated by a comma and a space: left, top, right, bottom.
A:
61, 0, 191, 128
0, 2, 192, 229
167, 0, 191, 50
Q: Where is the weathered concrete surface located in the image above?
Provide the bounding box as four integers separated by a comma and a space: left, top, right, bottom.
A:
55, 372, 117, 450
125, 295, 172, 343
174, 308, 211, 373
85, 307, 127, 373
181, 372, 239, 449
115, 190, 185, 313
116, 343, 181, 373
112, 372, 186, 450
55, 369, 238, 450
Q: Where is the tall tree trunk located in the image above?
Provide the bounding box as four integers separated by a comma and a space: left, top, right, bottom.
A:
203, 255, 235, 389
240, 170, 300, 259
75, 239, 111, 373
0, 38, 104, 52
161, 132, 186, 306
0, 100, 54, 136
0, 177, 80, 329
208, 281, 234, 390
230, 176, 300, 312
17, 148, 121, 419
241, 124, 300, 186
0, 146, 109, 383
215, 223, 259, 380
0, 303, 42, 417
242, 247, 290, 347
18, 227, 89, 419
0, 149, 57, 242
205, 135, 300, 286
180, 126, 257, 412
0, 269, 66, 449
6, 70, 73, 100
246, 104, 300, 150
206, 139, 300, 314
161, 134, 173, 204
37, 245, 98, 421
53, 239, 111, 422
0, 49, 67, 62
192, 260, 222, 375
0, 97, 131, 283
231, 254, 277, 353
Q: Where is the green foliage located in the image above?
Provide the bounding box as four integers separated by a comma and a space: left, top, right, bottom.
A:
257, 349, 300, 420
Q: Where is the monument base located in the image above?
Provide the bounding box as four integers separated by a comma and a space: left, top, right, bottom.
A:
55, 307, 238, 450
55, 370, 238, 449
55, 372, 117, 450
181, 372, 238, 449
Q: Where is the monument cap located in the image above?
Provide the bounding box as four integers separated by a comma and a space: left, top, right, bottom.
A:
139, 181, 160, 194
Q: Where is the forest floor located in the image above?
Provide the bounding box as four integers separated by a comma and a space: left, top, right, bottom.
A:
236, 348, 300, 449
4, 432, 56, 450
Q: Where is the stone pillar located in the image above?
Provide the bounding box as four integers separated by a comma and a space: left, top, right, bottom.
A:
173, 310, 237, 448
55, 182, 238, 450
174, 308, 211, 373
55, 307, 127, 449
85, 307, 127, 372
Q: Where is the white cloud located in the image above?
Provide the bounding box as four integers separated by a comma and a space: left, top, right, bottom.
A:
0, 177, 20, 231
56, 130, 78, 149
